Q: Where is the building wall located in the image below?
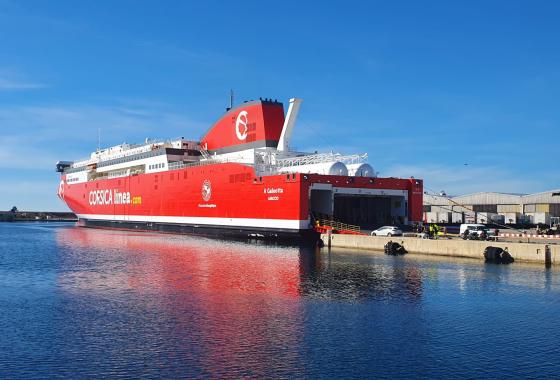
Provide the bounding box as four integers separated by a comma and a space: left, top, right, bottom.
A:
423, 189, 560, 224
497, 204, 521, 213
473, 204, 497, 213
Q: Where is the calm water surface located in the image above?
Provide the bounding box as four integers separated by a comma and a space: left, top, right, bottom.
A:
1, 222, 559, 379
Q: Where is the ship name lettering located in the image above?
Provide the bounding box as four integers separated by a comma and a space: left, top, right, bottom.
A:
264, 187, 284, 194
89, 189, 112, 206
88, 189, 132, 206
113, 189, 130, 205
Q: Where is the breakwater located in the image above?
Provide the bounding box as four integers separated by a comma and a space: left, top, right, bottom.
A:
0, 211, 77, 222
321, 233, 558, 266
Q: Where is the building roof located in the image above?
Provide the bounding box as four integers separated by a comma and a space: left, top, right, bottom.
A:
521, 189, 560, 204
425, 189, 560, 205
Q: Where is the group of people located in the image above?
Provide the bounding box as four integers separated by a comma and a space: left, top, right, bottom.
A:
414, 223, 442, 239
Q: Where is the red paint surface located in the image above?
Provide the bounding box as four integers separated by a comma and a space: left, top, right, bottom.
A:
200, 101, 285, 152
59, 164, 423, 227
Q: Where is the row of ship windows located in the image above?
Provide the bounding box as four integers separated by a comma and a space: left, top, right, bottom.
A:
109, 169, 129, 177
98, 149, 164, 168
69, 171, 295, 184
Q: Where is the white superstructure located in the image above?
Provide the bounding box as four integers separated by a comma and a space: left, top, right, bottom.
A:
57, 97, 376, 185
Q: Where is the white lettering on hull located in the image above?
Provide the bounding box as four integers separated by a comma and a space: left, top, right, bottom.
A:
264, 188, 284, 194
88, 189, 131, 206
264, 187, 283, 201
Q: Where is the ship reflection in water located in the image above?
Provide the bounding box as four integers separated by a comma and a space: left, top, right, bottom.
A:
3, 223, 558, 379
53, 227, 423, 377
56, 227, 423, 301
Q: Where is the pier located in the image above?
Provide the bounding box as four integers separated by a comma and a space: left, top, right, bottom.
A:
321, 233, 559, 266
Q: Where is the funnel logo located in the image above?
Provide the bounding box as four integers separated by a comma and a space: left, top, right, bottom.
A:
202, 179, 212, 202
235, 110, 248, 140
58, 180, 65, 199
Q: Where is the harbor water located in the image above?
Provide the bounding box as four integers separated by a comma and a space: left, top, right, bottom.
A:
1, 222, 559, 378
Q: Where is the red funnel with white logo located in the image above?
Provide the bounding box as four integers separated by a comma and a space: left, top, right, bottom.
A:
200, 100, 285, 154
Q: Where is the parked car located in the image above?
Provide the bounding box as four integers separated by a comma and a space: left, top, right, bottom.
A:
371, 226, 403, 237
459, 224, 495, 238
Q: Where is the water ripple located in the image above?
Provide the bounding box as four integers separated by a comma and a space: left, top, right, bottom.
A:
0, 223, 559, 378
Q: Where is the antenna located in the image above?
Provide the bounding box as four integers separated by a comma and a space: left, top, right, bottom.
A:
97, 128, 101, 151
229, 89, 234, 110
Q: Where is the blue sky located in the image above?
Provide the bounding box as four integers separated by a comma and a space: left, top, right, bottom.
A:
0, 0, 559, 211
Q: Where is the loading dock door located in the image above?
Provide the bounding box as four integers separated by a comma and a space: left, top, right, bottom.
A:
310, 189, 333, 217
334, 195, 401, 229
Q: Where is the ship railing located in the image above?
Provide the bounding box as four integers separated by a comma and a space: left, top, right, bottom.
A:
198, 148, 211, 160
310, 213, 362, 234
168, 161, 187, 170
254, 164, 280, 176
275, 153, 367, 168
71, 137, 191, 169
168, 157, 251, 171
83, 158, 248, 179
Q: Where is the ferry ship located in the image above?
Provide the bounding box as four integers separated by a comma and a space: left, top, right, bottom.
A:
56, 98, 423, 239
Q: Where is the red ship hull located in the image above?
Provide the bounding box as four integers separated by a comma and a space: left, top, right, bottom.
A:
57, 98, 423, 239
59, 162, 423, 239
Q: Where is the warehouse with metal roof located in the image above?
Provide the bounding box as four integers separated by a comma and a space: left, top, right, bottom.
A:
424, 189, 560, 225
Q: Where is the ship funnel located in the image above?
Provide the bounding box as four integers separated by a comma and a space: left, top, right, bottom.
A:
277, 98, 302, 151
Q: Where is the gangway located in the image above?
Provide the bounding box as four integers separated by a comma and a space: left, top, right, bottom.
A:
312, 214, 364, 235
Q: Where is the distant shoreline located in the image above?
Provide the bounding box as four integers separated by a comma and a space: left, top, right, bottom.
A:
0, 211, 77, 222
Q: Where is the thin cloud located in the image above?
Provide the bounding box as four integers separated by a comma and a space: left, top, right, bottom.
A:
0, 103, 205, 140
135, 40, 243, 68
0, 68, 47, 90
0, 137, 67, 170
0, 100, 208, 211
0, 77, 46, 90
0, 178, 65, 211
386, 163, 548, 195
0, 102, 207, 169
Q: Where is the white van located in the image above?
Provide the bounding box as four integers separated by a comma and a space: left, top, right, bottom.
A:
459, 224, 494, 237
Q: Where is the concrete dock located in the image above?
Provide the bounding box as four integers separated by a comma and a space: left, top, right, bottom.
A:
321, 233, 559, 266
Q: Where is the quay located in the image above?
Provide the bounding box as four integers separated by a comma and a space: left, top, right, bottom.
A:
321, 233, 559, 266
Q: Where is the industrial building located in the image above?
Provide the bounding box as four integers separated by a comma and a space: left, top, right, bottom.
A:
424, 189, 560, 225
